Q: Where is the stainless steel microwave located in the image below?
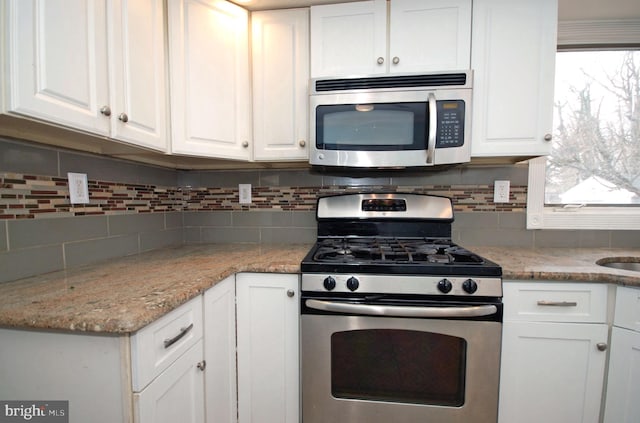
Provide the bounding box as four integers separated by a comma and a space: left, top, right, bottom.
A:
309, 71, 472, 169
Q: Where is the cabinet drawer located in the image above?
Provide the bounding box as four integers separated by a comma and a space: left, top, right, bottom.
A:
503, 282, 607, 323
614, 286, 640, 332
131, 295, 203, 391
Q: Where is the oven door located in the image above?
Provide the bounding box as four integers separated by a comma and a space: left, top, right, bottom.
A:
301, 299, 501, 423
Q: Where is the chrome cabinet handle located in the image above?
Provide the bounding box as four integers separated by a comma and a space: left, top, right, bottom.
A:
426, 93, 437, 165
537, 300, 578, 307
287, 289, 295, 298
306, 299, 497, 318
100, 106, 111, 117
544, 133, 552, 141
197, 360, 207, 371
118, 112, 129, 123
392, 56, 400, 64
298, 140, 306, 147
163, 323, 194, 348
596, 343, 607, 352
377, 56, 384, 65
242, 141, 249, 148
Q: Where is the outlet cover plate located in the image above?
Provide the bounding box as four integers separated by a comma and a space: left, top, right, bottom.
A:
68, 172, 90, 204
239, 184, 252, 204
494, 180, 510, 203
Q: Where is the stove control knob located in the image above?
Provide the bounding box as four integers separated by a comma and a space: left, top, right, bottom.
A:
462, 279, 478, 294
346, 277, 360, 292
323, 276, 336, 291
437, 279, 453, 293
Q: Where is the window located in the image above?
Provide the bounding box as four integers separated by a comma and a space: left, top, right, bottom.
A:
527, 21, 640, 230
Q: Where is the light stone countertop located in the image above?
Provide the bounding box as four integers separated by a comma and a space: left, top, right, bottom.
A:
474, 246, 640, 287
0, 244, 309, 334
0, 244, 638, 334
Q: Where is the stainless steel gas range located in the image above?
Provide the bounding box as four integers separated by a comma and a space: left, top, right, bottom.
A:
300, 192, 503, 423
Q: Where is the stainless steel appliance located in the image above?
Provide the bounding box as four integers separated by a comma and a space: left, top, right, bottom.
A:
300, 193, 502, 423
309, 71, 472, 169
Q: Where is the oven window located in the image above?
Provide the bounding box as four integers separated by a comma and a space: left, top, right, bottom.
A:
331, 329, 466, 406
316, 102, 427, 150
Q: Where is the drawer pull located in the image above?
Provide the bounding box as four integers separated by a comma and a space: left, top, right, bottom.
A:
164, 323, 194, 349
537, 300, 578, 307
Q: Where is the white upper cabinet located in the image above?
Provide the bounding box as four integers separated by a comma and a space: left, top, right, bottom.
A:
108, 0, 168, 151
388, 0, 471, 74
252, 8, 309, 161
310, 0, 386, 77
5, 0, 110, 135
167, 0, 252, 160
471, 0, 557, 158
4, 0, 168, 152
310, 0, 471, 78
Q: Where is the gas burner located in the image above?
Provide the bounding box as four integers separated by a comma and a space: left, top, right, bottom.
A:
312, 237, 484, 266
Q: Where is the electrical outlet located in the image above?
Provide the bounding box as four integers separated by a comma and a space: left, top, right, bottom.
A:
239, 184, 252, 204
68, 172, 90, 204
494, 180, 510, 203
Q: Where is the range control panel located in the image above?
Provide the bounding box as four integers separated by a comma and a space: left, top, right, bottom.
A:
301, 273, 503, 297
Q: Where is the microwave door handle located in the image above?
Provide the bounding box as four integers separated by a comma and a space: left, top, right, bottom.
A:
305, 299, 497, 318
427, 93, 437, 165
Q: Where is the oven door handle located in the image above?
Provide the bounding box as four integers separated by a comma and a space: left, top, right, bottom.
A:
305, 299, 498, 318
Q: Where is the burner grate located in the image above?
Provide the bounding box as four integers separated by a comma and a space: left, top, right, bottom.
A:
313, 238, 484, 265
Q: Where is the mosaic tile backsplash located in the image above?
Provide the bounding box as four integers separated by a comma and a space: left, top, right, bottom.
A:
1, 172, 527, 219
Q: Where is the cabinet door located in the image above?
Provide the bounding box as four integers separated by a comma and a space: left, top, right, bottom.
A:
389, 0, 471, 73
6, 0, 110, 135
603, 327, 640, 423
135, 340, 205, 423
252, 8, 309, 161
310, 0, 386, 77
203, 276, 237, 423
499, 321, 608, 423
471, 0, 557, 157
168, 0, 251, 160
108, 0, 168, 151
236, 273, 299, 423
614, 286, 640, 332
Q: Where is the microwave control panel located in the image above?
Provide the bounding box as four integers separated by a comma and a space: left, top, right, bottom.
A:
435, 100, 465, 148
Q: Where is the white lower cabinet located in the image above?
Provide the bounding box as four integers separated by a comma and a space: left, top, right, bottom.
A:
499, 282, 609, 423
134, 340, 205, 423
131, 295, 205, 423
203, 275, 238, 423
0, 273, 299, 423
603, 286, 640, 423
236, 273, 300, 423
0, 295, 205, 423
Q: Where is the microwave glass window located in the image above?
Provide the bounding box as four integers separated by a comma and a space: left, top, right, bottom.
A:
331, 329, 467, 406
316, 103, 427, 150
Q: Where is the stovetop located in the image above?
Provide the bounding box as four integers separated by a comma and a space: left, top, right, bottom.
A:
301, 237, 502, 277
313, 237, 484, 264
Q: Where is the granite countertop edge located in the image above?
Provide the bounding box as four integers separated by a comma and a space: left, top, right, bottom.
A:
0, 244, 639, 335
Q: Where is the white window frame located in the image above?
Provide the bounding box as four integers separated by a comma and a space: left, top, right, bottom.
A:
526, 19, 640, 230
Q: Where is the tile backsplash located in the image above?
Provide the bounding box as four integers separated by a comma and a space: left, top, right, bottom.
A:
1, 136, 638, 283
